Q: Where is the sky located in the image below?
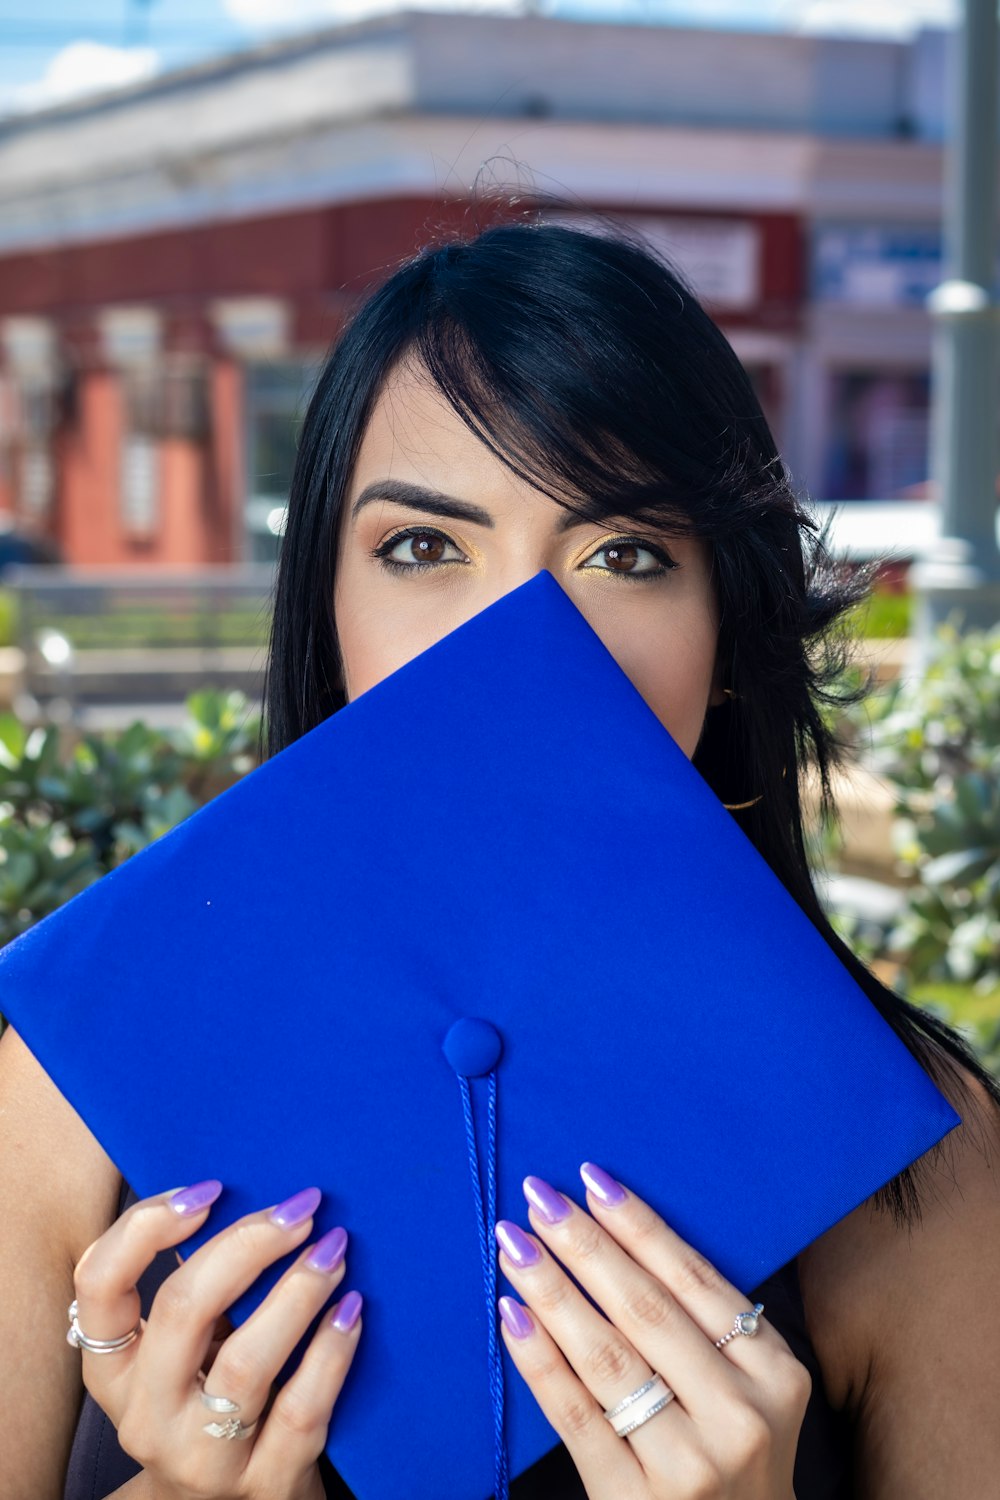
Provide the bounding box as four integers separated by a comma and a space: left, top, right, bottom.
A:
0, 0, 957, 117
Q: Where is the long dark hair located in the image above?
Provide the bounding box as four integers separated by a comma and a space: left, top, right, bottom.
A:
263, 214, 1000, 1224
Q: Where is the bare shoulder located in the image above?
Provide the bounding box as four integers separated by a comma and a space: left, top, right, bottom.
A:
0, 1026, 122, 1497
0, 1023, 121, 1256
796, 1060, 1000, 1498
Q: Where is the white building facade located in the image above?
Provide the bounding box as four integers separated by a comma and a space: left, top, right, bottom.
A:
0, 12, 967, 564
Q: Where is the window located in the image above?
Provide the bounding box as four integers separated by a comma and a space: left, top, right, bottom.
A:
822, 370, 931, 501
244, 360, 317, 564
120, 367, 161, 538
18, 380, 57, 519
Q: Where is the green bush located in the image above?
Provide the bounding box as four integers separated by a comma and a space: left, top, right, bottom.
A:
841, 619, 1000, 994
0, 589, 15, 649
910, 982, 1000, 1075
848, 587, 912, 640
0, 690, 261, 953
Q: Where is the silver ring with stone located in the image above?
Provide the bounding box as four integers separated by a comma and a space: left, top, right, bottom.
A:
66, 1299, 141, 1355
714, 1301, 765, 1350
202, 1416, 259, 1441
604, 1373, 674, 1437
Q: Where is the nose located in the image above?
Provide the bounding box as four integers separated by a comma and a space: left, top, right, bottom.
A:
471, 563, 564, 616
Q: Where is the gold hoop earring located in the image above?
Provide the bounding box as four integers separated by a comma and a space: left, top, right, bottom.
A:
719, 687, 757, 806
721, 765, 787, 813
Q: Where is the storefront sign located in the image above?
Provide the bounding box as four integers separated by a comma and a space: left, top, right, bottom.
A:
633, 217, 761, 310
814, 226, 943, 308
543, 211, 762, 311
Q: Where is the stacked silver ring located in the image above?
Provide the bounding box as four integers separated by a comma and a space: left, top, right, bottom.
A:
66, 1300, 141, 1354
603, 1374, 674, 1437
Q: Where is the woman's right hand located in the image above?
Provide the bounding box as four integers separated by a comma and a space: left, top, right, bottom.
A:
70, 1181, 362, 1500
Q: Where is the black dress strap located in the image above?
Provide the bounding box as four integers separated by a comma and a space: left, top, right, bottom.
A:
64, 1189, 852, 1500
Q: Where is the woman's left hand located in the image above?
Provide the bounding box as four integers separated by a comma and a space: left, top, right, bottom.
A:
496, 1165, 812, 1500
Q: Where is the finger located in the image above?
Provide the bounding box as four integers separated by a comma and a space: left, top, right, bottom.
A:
495, 1217, 667, 1422
141, 1186, 323, 1403
203, 1226, 348, 1422
73, 1180, 224, 1389
579, 1164, 785, 1367
518, 1178, 735, 1422
498, 1295, 643, 1498
249, 1291, 364, 1481
180, 1234, 350, 1497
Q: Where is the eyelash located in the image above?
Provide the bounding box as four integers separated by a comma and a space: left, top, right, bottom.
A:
371, 526, 679, 580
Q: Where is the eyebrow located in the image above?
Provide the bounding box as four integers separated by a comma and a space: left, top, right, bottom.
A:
350, 479, 600, 533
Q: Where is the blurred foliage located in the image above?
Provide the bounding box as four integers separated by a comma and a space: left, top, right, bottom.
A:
846, 586, 912, 640
31, 607, 270, 650
0, 587, 270, 650
910, 983, 1000, 1076
0, 589, 14, 650
828, 619, 1000, 997
0, 690, 261, 955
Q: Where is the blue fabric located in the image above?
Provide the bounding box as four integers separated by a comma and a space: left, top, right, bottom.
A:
3, 570, 957, 1500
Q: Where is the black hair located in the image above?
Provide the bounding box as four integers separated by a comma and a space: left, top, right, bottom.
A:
263, 213, 999, 1226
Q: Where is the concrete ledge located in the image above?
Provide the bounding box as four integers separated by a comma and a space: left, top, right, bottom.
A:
856, 634, 912, 686
803, 758, 900, 884
0, 646, 25, 709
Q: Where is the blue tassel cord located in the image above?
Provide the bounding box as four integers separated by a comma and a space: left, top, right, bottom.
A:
458, 1069, 509, 1500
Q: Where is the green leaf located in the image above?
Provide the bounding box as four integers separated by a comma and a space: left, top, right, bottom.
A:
35, 775, 70, 803
0, 850, 37, 896
923, 848, 998, 889
0, 713, 27, 770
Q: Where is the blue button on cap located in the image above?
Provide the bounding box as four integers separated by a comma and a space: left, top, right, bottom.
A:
442, 1017, 503, 1078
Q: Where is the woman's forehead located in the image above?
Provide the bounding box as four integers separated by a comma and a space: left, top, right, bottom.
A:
350, 363, 512, 492
347, 362, 700, 551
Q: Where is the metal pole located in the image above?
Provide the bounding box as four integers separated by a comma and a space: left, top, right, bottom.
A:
911, 0, 1000, 646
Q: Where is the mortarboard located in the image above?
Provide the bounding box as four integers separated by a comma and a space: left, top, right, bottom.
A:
0, 570, 959, 1500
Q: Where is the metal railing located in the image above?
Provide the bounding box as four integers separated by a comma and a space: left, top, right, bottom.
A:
3, 565, 277, 728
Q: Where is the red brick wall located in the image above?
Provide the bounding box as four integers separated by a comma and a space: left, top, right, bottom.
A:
0, 195, 803, 564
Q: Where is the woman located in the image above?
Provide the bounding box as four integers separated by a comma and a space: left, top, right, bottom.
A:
1, 219, 998, 1500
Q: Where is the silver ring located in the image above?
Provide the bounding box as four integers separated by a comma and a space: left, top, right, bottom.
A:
66, 1300, 141, 1355
603, 1373, 674, 1437
201, 1390, 241, 1415
604, 1375, 661, 1422
615, 1393, 674, 1438
202, 1416, 259, 1441
714, 1302, 765, 1350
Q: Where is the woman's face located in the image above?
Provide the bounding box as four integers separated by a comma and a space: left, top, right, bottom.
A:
334, 363, 726, 759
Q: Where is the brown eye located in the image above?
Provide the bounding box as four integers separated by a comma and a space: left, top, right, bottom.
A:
604, 543, 639, 572
408, 532, 446, 562
581, 537, 675, 579
375, 527, 467, 571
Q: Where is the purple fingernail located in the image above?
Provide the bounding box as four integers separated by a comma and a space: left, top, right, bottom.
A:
495, 1220, 541, 1268
498, 1296, 535, 1340
331, 1291, 363, 1333
270, 1187, 322, 1229
580, 1162, 627, 1207
523, 1175, 571, 1225
168, 1180, 223, 1216
306, 1226, 348, 1273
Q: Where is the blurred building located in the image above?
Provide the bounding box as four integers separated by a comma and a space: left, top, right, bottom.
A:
0, 12, 956, 567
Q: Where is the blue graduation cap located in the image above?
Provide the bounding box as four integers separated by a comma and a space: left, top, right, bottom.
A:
0, 570, 958, 1500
